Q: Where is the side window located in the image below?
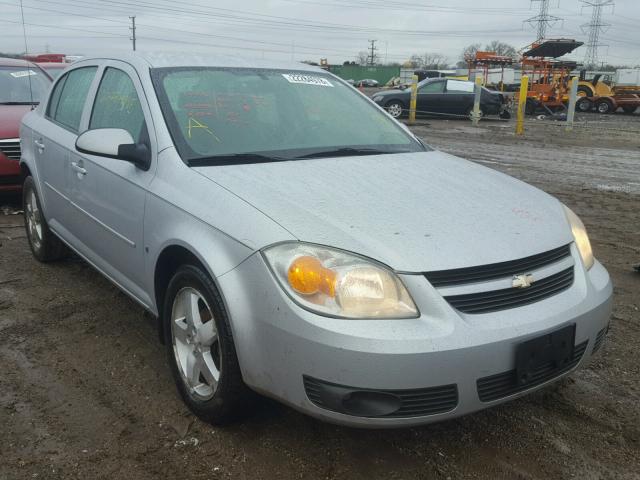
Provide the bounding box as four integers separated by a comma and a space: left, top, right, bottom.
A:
90, 68, 146, 143
46, 73, 68, 119
419, 81, 444, 94
446, 80, 475, 93
52, 67, 97, 132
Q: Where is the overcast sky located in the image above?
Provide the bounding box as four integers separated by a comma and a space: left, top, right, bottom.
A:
2, 0, 639, 66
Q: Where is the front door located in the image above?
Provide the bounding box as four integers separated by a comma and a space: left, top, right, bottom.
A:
67, 63, 156, 306
416, 80, 446, 116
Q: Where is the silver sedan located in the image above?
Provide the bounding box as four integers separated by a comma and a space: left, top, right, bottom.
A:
20, 53, 612, 427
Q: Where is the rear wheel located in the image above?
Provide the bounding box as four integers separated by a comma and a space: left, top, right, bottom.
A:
622, 105, 637, 114
576, 97, 593, 113
525, 99, 538, 115
163, 264, 251, 424
385, 100, 404, 118
595, 98, 614, 114
22, 176, 66, 262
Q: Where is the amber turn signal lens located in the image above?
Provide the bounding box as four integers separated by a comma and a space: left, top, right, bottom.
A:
287, 256, 336, 297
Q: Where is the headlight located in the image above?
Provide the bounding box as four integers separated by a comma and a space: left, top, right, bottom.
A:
372, 96, 383, 103
262, 243, 418, 319
563, 206, 594, 270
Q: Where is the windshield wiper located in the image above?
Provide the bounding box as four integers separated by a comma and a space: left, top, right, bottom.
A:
297, 147, 401, 159
187, 152, 288, 167
0, 101, 39, 105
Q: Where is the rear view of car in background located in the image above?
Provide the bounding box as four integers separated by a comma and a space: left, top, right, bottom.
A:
0, 58, 51, 193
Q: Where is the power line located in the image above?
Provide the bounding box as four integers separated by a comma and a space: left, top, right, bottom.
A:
580, 0, 614, 68
525, 0, 563, 41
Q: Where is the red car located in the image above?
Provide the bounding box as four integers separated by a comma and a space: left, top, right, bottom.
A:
0, 57, 52, 192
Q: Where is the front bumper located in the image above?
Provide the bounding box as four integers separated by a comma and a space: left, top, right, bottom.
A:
217, 248, 612, 428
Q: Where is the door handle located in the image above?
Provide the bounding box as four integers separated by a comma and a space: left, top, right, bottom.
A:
34, 139, 45, 151
71, 161, 87, 176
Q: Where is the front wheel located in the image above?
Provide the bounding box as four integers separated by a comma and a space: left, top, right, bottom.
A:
23, 176, 66, 262
385, 100, 404, 118
163, 264, 251, 424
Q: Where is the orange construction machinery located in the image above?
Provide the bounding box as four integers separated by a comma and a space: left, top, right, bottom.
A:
466, 51, 514, 90
520, 39, 583, 114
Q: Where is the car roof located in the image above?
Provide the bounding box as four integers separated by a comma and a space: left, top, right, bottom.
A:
72, 52, 323, 73
0, 56, 39, 68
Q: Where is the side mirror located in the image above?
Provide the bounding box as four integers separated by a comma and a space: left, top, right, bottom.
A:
76, 128, 151, 171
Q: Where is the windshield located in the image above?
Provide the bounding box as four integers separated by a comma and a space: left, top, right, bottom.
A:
152, 67, 425, 164
0, 66, 51, 104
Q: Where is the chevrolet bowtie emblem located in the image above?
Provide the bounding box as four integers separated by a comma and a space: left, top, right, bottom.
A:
512, 274, 534, 289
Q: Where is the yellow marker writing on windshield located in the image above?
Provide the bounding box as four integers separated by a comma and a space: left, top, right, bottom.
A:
187, 117, 221, 142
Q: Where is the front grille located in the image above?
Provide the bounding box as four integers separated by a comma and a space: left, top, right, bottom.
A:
592, 327, 607, 354
303, 376, 458, 418
424, 244, 572, 288
0, 139, 21, 160
477, 340, 588, 402
444, 267, 574, 314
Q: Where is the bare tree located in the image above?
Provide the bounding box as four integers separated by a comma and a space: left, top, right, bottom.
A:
458, 43, 482, 67
484, 40, 517, 59
421, 52, 449, 69
356, 51, 369, 66
406, 53, 448, 69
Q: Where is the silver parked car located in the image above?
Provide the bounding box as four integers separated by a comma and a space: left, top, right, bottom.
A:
20, 54, 612, 428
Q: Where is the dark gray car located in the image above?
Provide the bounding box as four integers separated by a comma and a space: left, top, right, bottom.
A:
372, 78, 506, 119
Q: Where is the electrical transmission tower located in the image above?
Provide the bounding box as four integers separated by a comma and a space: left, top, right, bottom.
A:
367, 39, 378, 66
580, 0, 614, 68
525, 0, 562, 41
129, 15, 137, 51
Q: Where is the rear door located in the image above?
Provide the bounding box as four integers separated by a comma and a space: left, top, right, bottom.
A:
416, 80, 445, 115
442, 79, 475, 115
35, 66, 98, 235
66, 62, 156, 305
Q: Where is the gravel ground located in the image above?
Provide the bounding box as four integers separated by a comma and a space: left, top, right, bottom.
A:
1, 113, 639, 479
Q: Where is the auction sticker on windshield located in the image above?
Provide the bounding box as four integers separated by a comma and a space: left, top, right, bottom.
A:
282, 73, 333, 87
10, 70, 37, 78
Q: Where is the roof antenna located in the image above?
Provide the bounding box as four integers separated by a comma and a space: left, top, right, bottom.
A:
19, 0, 35, 110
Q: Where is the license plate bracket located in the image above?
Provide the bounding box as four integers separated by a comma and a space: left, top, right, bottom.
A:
515, 324, 575, 386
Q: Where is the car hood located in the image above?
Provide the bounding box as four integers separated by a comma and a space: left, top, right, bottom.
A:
194, 151, 573, 272
372, 89, 407, 97
0, 105, 32, 138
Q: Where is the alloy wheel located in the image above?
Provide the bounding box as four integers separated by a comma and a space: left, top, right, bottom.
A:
171, 287, 221, 400
387, 103, 403, 118
25, 190, 43, 251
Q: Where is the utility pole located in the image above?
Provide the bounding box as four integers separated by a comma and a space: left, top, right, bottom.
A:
129, 15, 137, 51
580, 0, 614, 68
367, 39, 378, 66
525, 0, 562, 41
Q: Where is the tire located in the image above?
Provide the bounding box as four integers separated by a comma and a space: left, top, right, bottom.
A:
595, 98, 613, 114
576, 97, 593, 113
577, 85, 594, 98
385, 100, 404, 118
163, 264, 251, 424
22, 176, 66, 262
622, 105, 637, 114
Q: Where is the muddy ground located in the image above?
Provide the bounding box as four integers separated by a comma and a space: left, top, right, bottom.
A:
1, 112, 639, 479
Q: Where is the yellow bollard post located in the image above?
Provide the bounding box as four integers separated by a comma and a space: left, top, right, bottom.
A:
516, 75, 529, 136
471, 76, 483, 126
566, 76, 578, 132
409, 74, 418, 124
